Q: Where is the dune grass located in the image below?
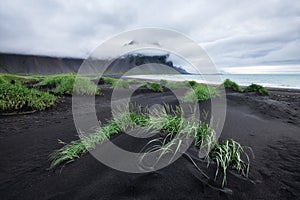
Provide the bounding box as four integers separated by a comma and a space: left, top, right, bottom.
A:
127, 79, 139, 84
145, 82, 163, 92
0, 73, 42, 85
212, 139, 250, 187
159, 79, 168, 86
183, 84, 219, 102
50, 104, 250, 187
102, 77, 130, 89
112, 79, 130, 89
35, 74, 99, 95
222, 79, 243, 92
102, 77, 117, 85
188, 80, 197, 87
244, 83, 269, 95
0, 81, 56, 112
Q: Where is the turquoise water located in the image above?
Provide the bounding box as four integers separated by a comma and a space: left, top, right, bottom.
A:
126, 74, 300, 89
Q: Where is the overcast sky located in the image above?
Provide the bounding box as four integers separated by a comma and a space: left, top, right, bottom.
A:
0, 0, 299, 73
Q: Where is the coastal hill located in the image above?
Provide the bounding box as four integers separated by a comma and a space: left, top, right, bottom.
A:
0, 53, 188, 75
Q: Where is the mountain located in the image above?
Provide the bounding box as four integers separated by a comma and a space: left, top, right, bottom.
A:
0, 53, 189, 75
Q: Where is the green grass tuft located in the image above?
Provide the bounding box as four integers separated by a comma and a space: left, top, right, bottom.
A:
244, 83, 269, 95
102, 77, 130, 89
0, 73, 42, 85
212, 139, 250, 187
0, 81, 56, 111
112, 79, 130, 89
159, 79, 168, 86
102, 77, 118, 85
50, 104, 250, 188
127, 79, 139, 84
188, 80, 197, 87
222, 79, 243, 92
183, 84, 219, 102
35, 74, 99, 95
146, 82, 163, 92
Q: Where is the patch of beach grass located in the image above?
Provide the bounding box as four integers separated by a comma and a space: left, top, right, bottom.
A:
0, 73, 42, 85
0, 81, 56, 112
102, 77, 117, 85
35, 74, 99, 95
188, 80, 198, 87
146, 82, 163, 92
222, 79, 243, 92
212, 139, 250, 187
112, 79, 130, 89
102, 77, 130, 89
183, 84, 219, 102
244, 83, 269, 95
50, 104, 250, 188
159, 79, 168, 86
127, 79, 139, 84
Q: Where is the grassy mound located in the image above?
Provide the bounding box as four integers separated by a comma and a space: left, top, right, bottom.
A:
0, 81, 56, 112
244, 83, 269, 95
35, 74, 99, 95
146, 82, 163, 92
183, 84, 219, 102
188, 80, 197, 87
212, 139, 250, 186
112, 79, 130, 89
0, 73, 42, 85
102, 77, 130, 89
159, 79, 168, 86
50, 105, 250, 187
102, 77, 117, 85
222, 79, 242, 92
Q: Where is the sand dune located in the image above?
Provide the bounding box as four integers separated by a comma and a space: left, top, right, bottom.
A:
0, 88, 299, 199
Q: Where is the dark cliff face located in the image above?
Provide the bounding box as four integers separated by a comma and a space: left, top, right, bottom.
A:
0, 53, 188, 75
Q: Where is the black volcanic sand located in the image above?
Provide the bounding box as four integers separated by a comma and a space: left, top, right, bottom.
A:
1, 88, 300, 200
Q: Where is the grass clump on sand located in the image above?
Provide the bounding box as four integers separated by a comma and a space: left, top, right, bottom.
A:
50, 110, 149, 168
146, 82, 163, 92
0, 73, 42, 85
222, 79, 243, 92
102, 77, 130, 89
212, 139, 250, 187
35, 74, 99, 95
183, 84, 219, 102
160, 80, 197, 89
112, 79, 130, 89
0, 81, 56, 112
50, 104, 250, 188
127, 79, 139, 84
159, 79, 168, 86
102, 77, 117, 85
188, 80, 197, 87
50, 122, 120, 168
244, 83, 269, 95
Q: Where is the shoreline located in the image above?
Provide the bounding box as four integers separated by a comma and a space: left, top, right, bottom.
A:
123, 74, 300, 90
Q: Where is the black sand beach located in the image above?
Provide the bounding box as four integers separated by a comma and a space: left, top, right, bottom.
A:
1, 87, 300, 200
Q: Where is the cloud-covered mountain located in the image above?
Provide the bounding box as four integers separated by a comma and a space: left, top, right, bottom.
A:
0, 53, 188, 75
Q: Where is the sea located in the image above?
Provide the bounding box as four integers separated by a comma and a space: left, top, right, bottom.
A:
125, 74, 300, 89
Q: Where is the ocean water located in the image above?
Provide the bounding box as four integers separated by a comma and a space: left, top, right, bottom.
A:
126, 74, 300, 89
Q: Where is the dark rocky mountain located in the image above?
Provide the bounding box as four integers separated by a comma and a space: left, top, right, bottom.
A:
0, 53, 189, 75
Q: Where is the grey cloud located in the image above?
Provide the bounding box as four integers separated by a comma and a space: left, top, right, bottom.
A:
0, 0, 299, 71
